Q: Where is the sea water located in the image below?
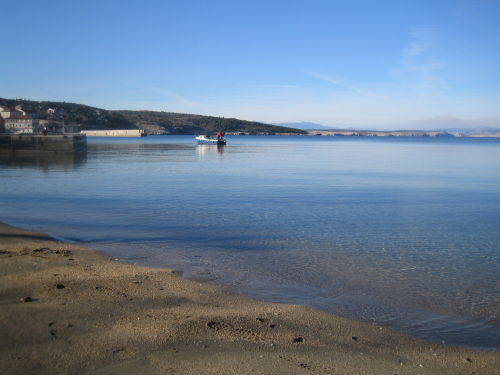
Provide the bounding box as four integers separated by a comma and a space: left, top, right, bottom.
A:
1, 135, 499, 348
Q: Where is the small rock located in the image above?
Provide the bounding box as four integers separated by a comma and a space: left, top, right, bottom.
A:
56, 284, 65, 289
465, 357, 473, 363
352, 336, 359, 341
48, 322, 56, 327
20, 297, 33, 303
207, 321, 220, 329
292, 337, 304, 343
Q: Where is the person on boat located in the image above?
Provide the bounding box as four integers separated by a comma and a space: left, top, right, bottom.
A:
217, 131, 225, 139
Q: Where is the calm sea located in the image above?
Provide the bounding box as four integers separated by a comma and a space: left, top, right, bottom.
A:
1, 135, 499, 348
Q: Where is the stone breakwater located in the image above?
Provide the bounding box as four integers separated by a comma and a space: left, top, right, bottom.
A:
81, 129, 146, 137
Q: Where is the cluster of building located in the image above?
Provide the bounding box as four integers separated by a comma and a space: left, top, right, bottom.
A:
0, 105, 38, 134
0, 105, 80, 134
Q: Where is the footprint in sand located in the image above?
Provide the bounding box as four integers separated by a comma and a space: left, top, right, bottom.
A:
206, 320, 262, 342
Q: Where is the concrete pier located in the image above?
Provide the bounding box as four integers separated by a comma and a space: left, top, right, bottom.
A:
0, 134, 87, 153
81, 129, 145, 137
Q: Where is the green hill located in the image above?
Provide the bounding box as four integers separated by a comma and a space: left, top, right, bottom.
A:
0, 98, 306, 135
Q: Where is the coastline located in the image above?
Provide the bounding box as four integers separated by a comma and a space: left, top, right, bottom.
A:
0, 223, 498, 374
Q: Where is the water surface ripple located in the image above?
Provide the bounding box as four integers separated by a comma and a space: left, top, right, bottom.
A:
1, 135, 499, 348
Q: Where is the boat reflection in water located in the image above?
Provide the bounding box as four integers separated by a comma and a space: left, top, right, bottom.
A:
196, 143, 225, 160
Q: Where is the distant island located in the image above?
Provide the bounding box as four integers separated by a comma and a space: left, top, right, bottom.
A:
276, 121, 500, 137
305, 129, 455, 137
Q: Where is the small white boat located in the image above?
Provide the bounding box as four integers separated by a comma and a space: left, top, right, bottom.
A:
196, 135, 227, 145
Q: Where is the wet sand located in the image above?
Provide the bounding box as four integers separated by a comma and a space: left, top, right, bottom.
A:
0, 223, 498, 374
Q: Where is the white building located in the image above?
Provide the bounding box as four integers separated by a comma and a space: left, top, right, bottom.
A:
15, 105, 26, 115
4, 115, 40, 134
1, 108, 22, 119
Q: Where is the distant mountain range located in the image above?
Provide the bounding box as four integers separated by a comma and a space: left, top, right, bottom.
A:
0, 98, 307, 135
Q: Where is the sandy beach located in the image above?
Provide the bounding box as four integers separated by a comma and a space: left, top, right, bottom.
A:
0, 223, 498, 374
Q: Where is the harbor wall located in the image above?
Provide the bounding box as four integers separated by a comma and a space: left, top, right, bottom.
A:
81, 129, 145, 137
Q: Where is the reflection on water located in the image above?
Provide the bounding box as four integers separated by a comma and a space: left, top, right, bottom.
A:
0, 149, 87, 172
87, 141, 192, 156
1, 135, 499, 348
196, 144, 226, 160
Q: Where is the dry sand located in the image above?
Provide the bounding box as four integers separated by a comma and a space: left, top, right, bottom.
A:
0, 223, 498, 374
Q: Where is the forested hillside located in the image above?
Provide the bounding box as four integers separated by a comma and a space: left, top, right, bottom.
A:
0, 98, 305, 135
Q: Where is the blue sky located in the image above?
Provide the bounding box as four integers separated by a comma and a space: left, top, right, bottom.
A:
1, 0, 499, 129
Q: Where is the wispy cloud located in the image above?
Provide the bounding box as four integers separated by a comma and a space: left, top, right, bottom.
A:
401, 27, 434, 61
394, 26, 446, 90
304, 70, 378, 96
112, 26, 499, 129
303, 71, 345, 86
18, 25, 495, 130
239, 83, 304, 91
211, 26, 499, 130
304, 26, 446, 97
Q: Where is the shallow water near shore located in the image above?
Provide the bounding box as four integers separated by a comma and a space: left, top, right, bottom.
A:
1, 135, 499, 348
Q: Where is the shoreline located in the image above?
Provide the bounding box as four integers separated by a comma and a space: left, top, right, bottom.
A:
1, 223, 498, 374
